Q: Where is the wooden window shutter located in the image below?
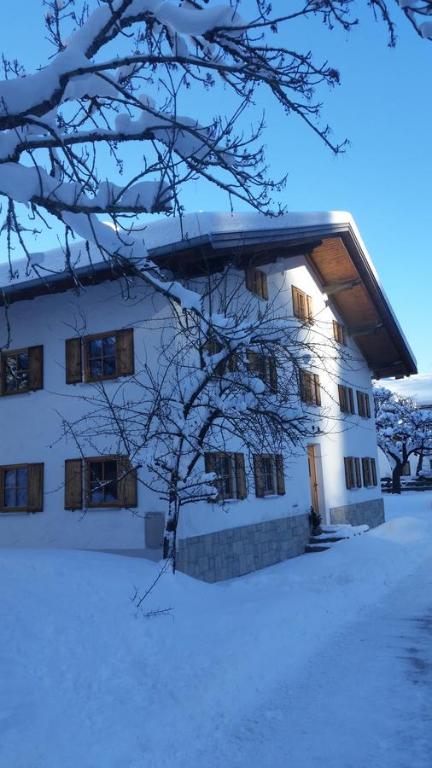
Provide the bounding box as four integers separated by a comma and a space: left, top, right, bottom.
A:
65, 338, 83, 384
371, 458, 377, 486
314, 374, 321, 406
118, 457, 138, 507
245, 268, 255, 293
338, 384, 346, 411
269, 358, 278, 393
275, 454, 286, 495
27, 463, 44, 512
247, 350, 258, 372
365, 394, 371, 418
348, 388, 355, 414
0, 355, 4, 396
292, 286, 300, 317
355, 458, 362, 487
65, 459, 83, 510
116, 329, 134, 377
306, 295, 313, 323
356, 390, 362, 415
234, 453, 247, 499
204, 452, 217, 474
28, 346, 43, 390
204, 452, 219, 502
362, 457, 369, 486
253, 455, 265, 498
261, 271, 269, 300
344, 457, 352, 490
299, 369, 306, 402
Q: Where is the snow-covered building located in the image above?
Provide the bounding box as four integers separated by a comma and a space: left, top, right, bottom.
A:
0, 212, 416, 581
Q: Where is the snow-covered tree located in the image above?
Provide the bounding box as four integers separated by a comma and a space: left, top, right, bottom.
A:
374, 387, 432, 493
0, 0, 431, 285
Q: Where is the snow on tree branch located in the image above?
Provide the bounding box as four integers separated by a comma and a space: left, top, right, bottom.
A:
0, 0, 430, 306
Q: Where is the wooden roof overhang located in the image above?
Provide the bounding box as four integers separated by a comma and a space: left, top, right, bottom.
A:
0, 220, 416, 379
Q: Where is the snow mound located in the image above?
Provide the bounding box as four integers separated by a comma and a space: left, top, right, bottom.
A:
1, 497, 432, 767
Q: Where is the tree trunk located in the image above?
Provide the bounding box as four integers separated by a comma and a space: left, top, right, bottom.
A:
163, 493, 180, 572
416, 450, 424, 476
392, 464, 402, 494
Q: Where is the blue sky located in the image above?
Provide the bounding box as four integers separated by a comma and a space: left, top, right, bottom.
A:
1, 1, 431, 371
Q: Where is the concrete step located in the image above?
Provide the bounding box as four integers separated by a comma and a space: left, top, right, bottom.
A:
310, 535, 347, 544
305, 544, 331, 554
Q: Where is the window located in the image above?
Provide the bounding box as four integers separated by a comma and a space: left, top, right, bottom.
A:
247, 351, 278, 393
292, 286, 313, 323
402, 461, 411, 477
201, 339, 237, 376
357, 391, 371, 418
344, 457, 362, 490
362, 457, 378, 487
333, 320, 346, 345
0, 463, 44, 512
0, 346, 43, 396
204, 452, 247, 500
338, 385, 355, 414
65, 329, 134, 384
245, 267, 268, 299
253, 454, 285, 497
300, 370, 321, 406
64, 456, 137, 509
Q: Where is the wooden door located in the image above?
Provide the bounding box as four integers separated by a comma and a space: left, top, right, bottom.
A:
307, 445, 320, 514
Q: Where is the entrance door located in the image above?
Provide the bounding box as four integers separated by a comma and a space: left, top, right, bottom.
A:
307, 445, 320, 515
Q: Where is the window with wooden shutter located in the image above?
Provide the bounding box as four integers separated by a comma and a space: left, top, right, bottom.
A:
292, 286, 313, 323
245, 267, 268, 299
65, 456, 137, 509
254, 454, 285, 497
201, 339, 236, 377
247, 351, 278, 393
0, 346, 43, 396
362, 457, 378, 487
357, 391, 371, 418
338, 384, 355, 414
204, 452, 247, 500
344, 457, 359, 490
0, 463, 44, 512
333, 320, 346, 345
300, 370, 321, 406
66, 329, 134, 384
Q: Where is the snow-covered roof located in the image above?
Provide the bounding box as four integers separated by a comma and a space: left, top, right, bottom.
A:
0, 211, 354, 287
0, 210, 417, 378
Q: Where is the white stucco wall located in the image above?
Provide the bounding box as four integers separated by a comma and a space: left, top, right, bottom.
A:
0, 254, 381, 550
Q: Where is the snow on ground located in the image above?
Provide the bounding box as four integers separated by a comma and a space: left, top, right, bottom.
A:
1, 492, 432, 767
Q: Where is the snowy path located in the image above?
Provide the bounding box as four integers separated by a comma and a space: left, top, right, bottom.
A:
1, 496, 432, 768
208, 555, 432, 768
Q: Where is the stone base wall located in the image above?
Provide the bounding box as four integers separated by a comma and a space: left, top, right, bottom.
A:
176, 513, 310, 582
329, 497, 385, 528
